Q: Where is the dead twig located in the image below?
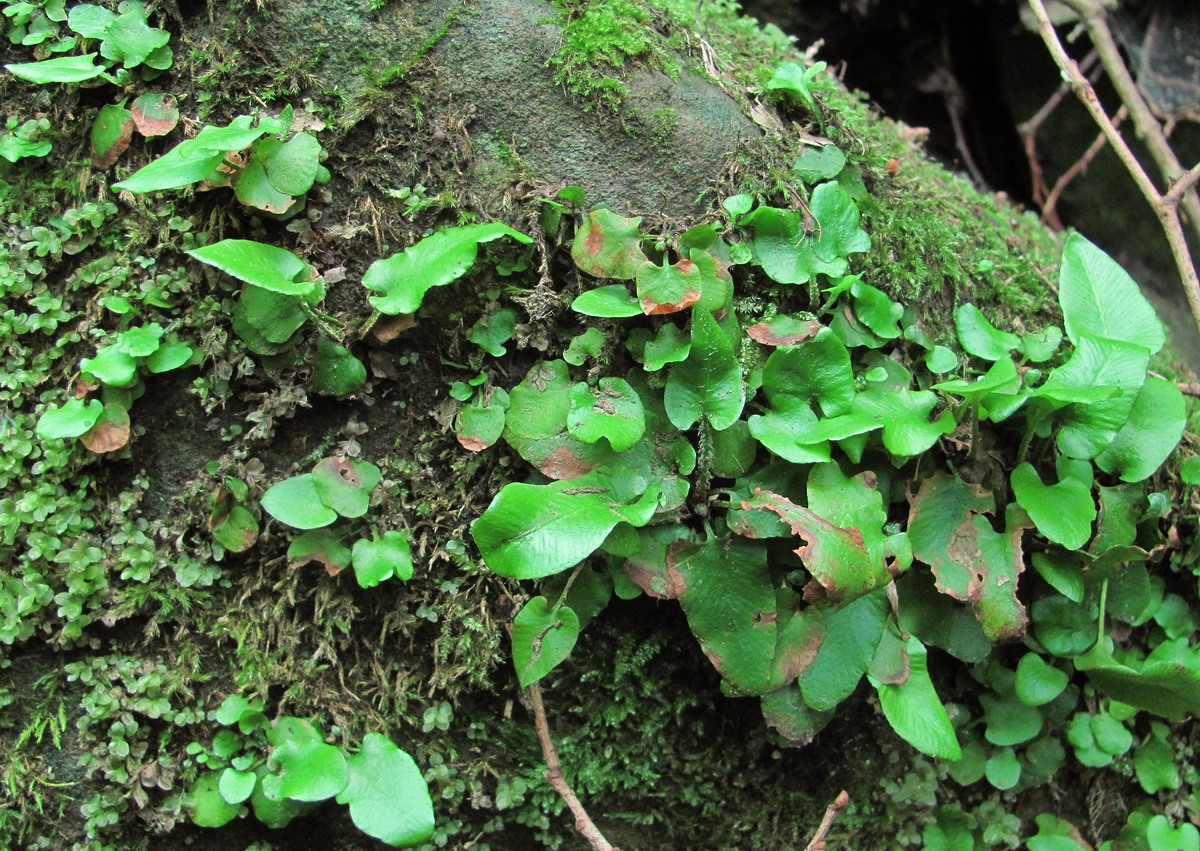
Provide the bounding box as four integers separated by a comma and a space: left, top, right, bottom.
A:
1019, 51, 1098, 224
1026, 0, 1200, 340
1041, 106, 1127, 225
527, 681, 620, 851
804, 790, 850, 851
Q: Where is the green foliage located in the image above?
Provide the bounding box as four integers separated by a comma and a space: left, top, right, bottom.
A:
5, 0, 172, 83
364, 223, 532, 314
185, 696, 435, 845
547, 0, 663, 110
0, 115, 51, 164
365, 187, 1194, 779
766, 60, 830, 129
114, 110, 329, 216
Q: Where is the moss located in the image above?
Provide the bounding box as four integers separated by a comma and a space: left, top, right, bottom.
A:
548, 0, 669, 111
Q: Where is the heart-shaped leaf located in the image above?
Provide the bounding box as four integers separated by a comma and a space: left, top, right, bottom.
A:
288, 528, 351, 576
264, 724, 348, 802
761, 326, 855, 417
37, 398, 103, 439
1011, 458, 1096, 550
310, 338, 366, 397
218, 767, 258, 805
261, 473, 337, 530
336, 733, 435, 846
1059, 233, 1165, 353
664, 309, 745, 431
351, 530, 414, 588
570, 209, 647, 280
186, 771, 242, 827
1015, 653, 1069, 707
131, 93, 179, 137
259, 132, 322, 196
635, 256, 702, 315
511, 596, 581, 687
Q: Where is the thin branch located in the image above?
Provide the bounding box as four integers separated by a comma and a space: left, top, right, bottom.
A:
1179, 382, 1200, 398
1041, 106, 1127, 225
1026, 0, 1200, 340
1167, 161, 1200, 204
1065, 0, 1200, 245
804, 790, 850, 851
527, 682, 620, 851
1020, 51, 1098, 224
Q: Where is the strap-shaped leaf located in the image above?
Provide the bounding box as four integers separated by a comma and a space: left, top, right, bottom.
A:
364, 223, 532, 314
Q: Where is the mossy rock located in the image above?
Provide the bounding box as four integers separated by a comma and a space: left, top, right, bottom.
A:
0, 1, 1194, 849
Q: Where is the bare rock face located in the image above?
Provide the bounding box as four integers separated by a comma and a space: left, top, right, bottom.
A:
256, 0, 758, 216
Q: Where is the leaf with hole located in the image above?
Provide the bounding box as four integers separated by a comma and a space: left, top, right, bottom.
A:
311, 456, 381, 519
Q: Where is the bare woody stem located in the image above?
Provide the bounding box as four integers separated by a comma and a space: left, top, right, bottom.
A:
804, 790, 850, 851
527, 682, 620, 851
1025, 0, 1200, 340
